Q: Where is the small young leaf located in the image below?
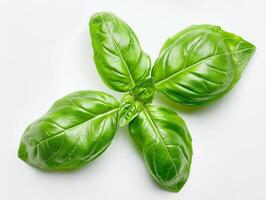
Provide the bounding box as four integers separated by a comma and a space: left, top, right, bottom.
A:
118, 94, 143, 127
130, 78, 155, 103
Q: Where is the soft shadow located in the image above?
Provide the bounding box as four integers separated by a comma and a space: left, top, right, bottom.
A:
119, 125, 144, 159
154, 91, 235, 115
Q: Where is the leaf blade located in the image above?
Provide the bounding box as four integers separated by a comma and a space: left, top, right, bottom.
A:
18, 91, 119, 170
129, 105, 193, 192
152, 25, 255, 106
90, 12, 151, 92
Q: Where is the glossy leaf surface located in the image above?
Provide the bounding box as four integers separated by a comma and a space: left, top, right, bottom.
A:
129, 105, 193, 192
18, 91, 119, 170
90, 12, 151, 92
152, 25, 256, 106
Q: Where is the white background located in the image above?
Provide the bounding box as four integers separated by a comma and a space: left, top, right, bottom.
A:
1, 0, 266, 199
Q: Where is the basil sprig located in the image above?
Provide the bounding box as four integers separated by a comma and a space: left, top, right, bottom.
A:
18, 12, 255, 192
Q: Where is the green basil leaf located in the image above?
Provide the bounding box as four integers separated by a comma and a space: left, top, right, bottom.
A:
118, 94, 143, 127
89, 12, 151, 92
129, 105, 193, 192
18, 91, 119, 170
130, 78, 155, 103
152, 25, 256, 106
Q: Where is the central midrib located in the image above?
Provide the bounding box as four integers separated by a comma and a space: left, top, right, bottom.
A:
101, 15, 135, 87
143, 107, 178, 176
23, 108, 118, 154
154, 47, 254, 87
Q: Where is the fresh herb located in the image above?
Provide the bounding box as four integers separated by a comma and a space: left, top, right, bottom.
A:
18, 12, 255, 192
